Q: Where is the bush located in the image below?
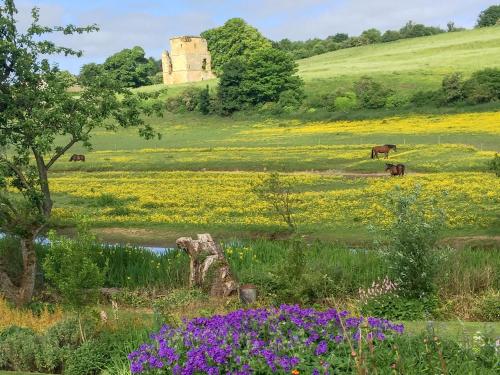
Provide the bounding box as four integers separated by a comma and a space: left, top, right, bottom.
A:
385, 93, 410, 108
43, 232, 105, 311
64, 339, 109, 375
474, 290, 500, 321
383, 186, 445, 298
488, 153, 500, 176
0, 326, 38, 371
362, 294, 438, 320
410, 90, 440, 107
354, 76, 393, 108
441, 72, 465, 104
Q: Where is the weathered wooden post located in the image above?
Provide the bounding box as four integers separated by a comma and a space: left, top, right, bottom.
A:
176, 234, 238, 297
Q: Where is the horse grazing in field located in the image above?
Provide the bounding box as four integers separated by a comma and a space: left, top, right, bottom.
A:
385, 163, 405, 176
371, 144, 397, 159
69, 154, 85, 162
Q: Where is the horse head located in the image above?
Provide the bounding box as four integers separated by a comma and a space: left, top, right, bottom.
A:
384, 163, 394, 171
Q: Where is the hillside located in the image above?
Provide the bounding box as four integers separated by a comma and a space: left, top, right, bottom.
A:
138, 26, 500, 100
298, 26, 500, 99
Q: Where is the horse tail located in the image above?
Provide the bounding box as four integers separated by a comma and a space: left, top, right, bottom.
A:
371, 148, 374, 159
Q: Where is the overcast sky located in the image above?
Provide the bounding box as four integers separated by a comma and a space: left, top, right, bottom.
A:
14, 0, 496, 73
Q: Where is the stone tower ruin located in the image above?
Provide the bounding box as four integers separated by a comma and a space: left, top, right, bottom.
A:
161, 36, 215, 85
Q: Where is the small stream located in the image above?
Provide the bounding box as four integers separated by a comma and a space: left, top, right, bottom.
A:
0, 233, 174, 255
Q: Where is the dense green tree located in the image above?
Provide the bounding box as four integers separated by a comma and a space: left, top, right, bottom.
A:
201, 18, 272, 75
331, 33, 349, 43
0, 0, 163, 305
381, 30, 401, 42
217, 48, 303, 113
102, 46, 157, 88
399, 21, 445, 38
217, 57, 247, 114
361, 28, 382, 44
476, 5, 500, 27
79, 63, 104, 85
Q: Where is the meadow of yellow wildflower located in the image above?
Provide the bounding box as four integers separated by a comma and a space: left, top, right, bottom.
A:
51, 171, 499, 233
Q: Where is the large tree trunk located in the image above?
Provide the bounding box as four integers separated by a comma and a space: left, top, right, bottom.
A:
176, 234, 238, 297
0, 230, 40, 306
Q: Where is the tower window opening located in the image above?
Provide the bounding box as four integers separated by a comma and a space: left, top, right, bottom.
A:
202, 58, 207, 71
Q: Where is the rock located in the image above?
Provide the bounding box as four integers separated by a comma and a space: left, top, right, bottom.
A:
239, 284, 257, 304
176, 234, 238, 297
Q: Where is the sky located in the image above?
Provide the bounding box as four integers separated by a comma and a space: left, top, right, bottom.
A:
13, 0, 496, 73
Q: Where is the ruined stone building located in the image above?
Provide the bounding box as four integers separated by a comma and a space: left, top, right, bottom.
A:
161, 36, 215, 85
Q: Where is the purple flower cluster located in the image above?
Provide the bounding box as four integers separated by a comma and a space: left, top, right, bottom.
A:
128, 305, 404, 374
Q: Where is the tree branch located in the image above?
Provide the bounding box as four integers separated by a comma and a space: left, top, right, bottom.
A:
0, 156, 30, 190
46, 137, 78, 169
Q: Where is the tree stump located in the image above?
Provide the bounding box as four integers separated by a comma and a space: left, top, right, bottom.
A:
176, 234, 238, 297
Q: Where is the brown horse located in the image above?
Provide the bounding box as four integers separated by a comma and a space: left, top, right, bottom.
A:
385, 163, 405, 176
69, 154, 85, 162
371, 144, 397, 159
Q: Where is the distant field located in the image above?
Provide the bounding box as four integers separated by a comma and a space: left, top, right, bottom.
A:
57, 112, 499, 173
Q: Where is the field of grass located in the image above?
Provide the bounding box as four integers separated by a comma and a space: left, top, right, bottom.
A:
49, 28, 500, 243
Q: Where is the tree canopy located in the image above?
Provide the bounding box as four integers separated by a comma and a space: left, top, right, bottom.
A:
218, 48, 303, 113
80, 46, 159, 88
201, 18, 272, 75
476, 5, 500, 27
0, 0, 163, 305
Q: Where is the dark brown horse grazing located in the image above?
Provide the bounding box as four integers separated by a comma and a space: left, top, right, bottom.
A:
371, 144, 397, 159
385, 163, 405, 176
69, 154, 85, 162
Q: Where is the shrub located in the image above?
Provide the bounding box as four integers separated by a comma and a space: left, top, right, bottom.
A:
353, 76, 392, 108
441, 72, 465, 104
362, 294, 438, 320
43, 232, 105, 311
474, 290, 500, 321
488, 153, 500, 176
277, 89, 304, 112
253, 173, 300, 231
333, 92, 357, 111
64, 339, 109, 375
410, 89, 442, 107
0, 326, 38, 371
385, 93, 410, 108
383, 186, 445, 298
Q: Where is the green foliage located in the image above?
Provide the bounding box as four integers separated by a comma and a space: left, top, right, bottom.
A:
253, 173, 299, 231
441, 72, 466, 104
476, 5, 500, 27
383, 186, 445, 298
165, 87, 205, 113
0, 327, 38, 371
201, 18, 272, 75
88, 46, 158, 88
399, 20, 445, 38
362, 294, 438, 320
64, 339, 108, 375
79, 63, 104, 86
381, 30, 401, 42
198, 85, 210, 115
488, 153, 500, 176
354, 76, 393, 108
0, 0, 163, 304
474, 290, 500, 321
217, 48, 304, 113
42, 232, 104, 310
361, 28, 382, 43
